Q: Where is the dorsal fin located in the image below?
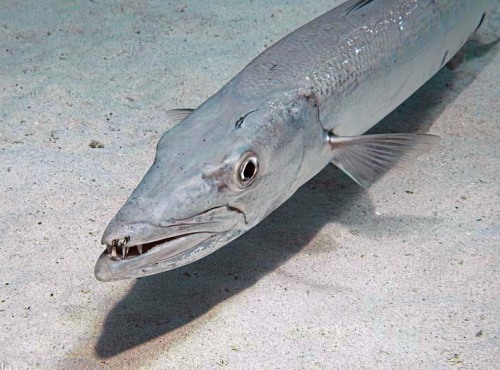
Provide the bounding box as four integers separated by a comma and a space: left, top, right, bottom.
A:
165, 109, 194, 126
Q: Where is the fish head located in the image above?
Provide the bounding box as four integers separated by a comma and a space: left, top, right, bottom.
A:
95, 94, 322, 281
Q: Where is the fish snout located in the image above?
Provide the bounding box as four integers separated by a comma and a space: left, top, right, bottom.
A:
96, 205, 246, 280
101, 205, 245, 246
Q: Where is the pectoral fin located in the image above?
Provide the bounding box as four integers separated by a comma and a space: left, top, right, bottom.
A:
327, 132, 439, 189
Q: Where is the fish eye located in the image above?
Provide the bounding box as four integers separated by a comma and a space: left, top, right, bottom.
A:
236, 152, 259, 188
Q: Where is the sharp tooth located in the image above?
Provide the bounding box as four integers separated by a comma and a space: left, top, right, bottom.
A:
122, 246, 126, 258
106, 245, 112, 254
111, 246, 117, 257
137, 245, 143, 255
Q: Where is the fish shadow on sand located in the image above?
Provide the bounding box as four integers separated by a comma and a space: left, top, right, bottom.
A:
94, 38, 498, 359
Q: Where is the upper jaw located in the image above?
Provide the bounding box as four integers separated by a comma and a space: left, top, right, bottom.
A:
95, 205, 245, 281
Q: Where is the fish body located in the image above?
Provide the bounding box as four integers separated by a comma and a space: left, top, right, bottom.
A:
95, 0, 497, 281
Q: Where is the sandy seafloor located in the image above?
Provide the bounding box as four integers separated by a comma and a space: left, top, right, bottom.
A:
0, 0, 499, 368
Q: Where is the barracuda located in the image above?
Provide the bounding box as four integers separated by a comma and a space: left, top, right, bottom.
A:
95, 0, 497, 281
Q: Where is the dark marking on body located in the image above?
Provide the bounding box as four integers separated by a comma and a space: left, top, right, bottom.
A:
234, 110, 257, 129
302, 88, 320, 108
268, 62, 278, 70
344, 0, 376, 16
261, 61, 278, 71
440, 50, 449, 68
202, 164, 231, 192
475, 13, 486, 32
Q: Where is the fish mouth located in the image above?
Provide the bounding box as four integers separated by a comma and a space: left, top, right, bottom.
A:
103, 231, 216, 261
95, 206, 245, 281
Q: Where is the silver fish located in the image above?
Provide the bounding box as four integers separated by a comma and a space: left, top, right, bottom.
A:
95, 0, 497, 281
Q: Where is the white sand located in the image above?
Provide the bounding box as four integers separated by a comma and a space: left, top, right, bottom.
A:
1, 1, 499, 368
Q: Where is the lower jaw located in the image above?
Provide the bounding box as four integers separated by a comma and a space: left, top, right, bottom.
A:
95, 232, 219, 281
